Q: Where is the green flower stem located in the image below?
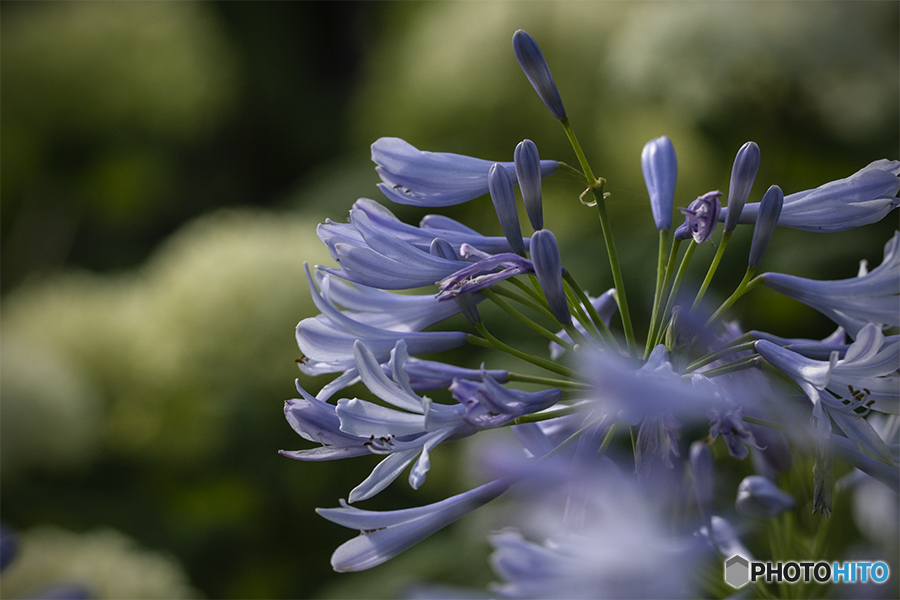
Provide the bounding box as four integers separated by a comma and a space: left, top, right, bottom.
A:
514, 402, 586, 424
556, 161, 589, 185
493, 285, 556, 320
706, 267, 762, 326
507, 372, 588, 389
742, 414, 786, 432
508, 277, 552, 311
470, 323, 580, 379
483, 289, 576, 352
559, 118, 636, 355
644, 229, 670, 358
692, 230, 732, 310
685, 336, 756, 373
691, 354, 760, 379
540, 414, 610, 460
560, 285, 594, 346
562, 271, 620, 351
655, 240, 697, 348
646, 236, 682, 357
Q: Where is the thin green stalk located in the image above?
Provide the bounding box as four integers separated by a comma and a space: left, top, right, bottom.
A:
483, 289, 576, 352
693, 354, 760, 379
562, 271, 619, 350
507, 372, 588, 389
655, 240, 697, 348
645, 229, 670, 357
471, 324, 580, 379
556, 161, 589, 184
646, 236, 682, 356
742, 414, 785, 432
508, 277, 552, 311
560, 118, 601, 186
685, 337, 756, 373
706, 268, 762, 326
514, 403, 585, 424
492, 285, 552, 318
692, 230, 732, 310
560, 285, 595, 346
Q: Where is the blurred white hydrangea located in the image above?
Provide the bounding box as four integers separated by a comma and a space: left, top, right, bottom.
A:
0, 526, 199, 599
1, 209, 332, 464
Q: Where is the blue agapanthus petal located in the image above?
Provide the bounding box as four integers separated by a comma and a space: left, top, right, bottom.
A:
530, 229, 571, 325
383, 357, 509, 391
642, 136, 678, 231
724, 142, 760, 232
748, 185, 783, 268
372, 137, 557, 207
515, 139, 544, 230
437, 250, 535, 300
512, 30, 566, 120
489, 164, 526, 256
676, 191, 722, 243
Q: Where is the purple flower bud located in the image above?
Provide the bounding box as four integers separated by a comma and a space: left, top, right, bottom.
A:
690, 442, 714, 533
512, 30, 566, 120
724, 142, 760, 232
430, 238, 481, 324
488, 164, 526, 256
676, 191, 722, 243
748, 185, 783, 269
641, 136, 678, 231
514, 139, 544, 230
530, 229, 570, 325
735, 475, 795, 518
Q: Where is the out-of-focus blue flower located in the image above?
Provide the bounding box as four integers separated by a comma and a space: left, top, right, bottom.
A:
372, 137, 558, 207
549, 289, 617, 359
735, 475, 795, 518
690, 442, 714, 534
634, 414, 681, 477
675, 191, 721, 243
512, 30, 566, 120
724, 142, 761, 232
760, 232, 900, 337
318, 479, 510, 572
692, 374, 761, 460
489, 164, 526, 256
697, 516, 754, 561
515, 139, 544, 230
450, 375, 561, 428
748, 185, 783, 268
722, 159, 900, 232
530, 229, 570, 325
0, 525, 17, 572
641, 136, 678, 232
756, 323, 898, 463
437, 246, 535, 300
296, 265, 468, 378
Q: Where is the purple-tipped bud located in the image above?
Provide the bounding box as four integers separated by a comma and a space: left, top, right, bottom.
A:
641, 136, 678, 231
430, 238, 481, 324
748, 185, 783, 269
514, 139, 544, 230
724, 142, 761, 232
735, 475, 795, 518
676, 191, 722, 243
512, 30, 566, 120
488, 164, 526, 256
530, 229, 570, 325
690, 441, 714, 533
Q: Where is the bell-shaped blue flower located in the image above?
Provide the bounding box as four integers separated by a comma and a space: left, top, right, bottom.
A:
318, 479, 509, 572
489, 163, 526, 256
748, 185, 783, 268
724, 141, 760, 232
642, 136, 678, 231
372, 137, 558, 207
514, 139, 544, 230
530, 229, 570, 325
512, 30, 566, 120
675, 191, 721, 243
735, 475, 795, 518
721, 159, 900, 232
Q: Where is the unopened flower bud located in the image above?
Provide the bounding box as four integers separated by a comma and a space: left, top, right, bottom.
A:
512, 30, 566, 120
748, 185, 783, 269
488, 164, 526, 256
724, 142, 760, 232
735, 475, 795, 518
677, 191, 722, 243
514, 139, 544, 230
642, 136, 678, 231
530, 229, 570, 325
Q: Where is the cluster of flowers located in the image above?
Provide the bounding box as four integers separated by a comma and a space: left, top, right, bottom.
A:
282, 30, 899, 595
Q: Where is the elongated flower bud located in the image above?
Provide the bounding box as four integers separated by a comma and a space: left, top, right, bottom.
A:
642, 136, 678, 231
735, 475, 795, 518
512, 30, 566, 120
514, 139, 544, 230
430, 238, 481, 324
675, 191, 721, 243
488, 164, 526, 256
530, 229, 570, 325
724, 142, 760, 232
690, 441, 714, 533
748, 185, 783, 269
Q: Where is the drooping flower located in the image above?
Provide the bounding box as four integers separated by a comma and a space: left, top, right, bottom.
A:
760, 231, 900, 338
512, 30, 566, 120
641, 136, 678, 232
675, 191, 721, 243
319, 479, 510, 572
721, 159, 900, 232
372, 137, 558, 207
735, 475, 795, 518
724, 141, 761, 232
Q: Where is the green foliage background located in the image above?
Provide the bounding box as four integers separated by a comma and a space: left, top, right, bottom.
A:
1, 2, 897, 598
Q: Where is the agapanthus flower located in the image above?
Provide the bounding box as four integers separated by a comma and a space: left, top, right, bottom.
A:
675, 191, 721, 243
721, 159, 900, 232
437, 246, 535, 300
372, 137, 558, 207
723, 141, 760, 232
512, 30, 566, 120
641, 136, 678, 232
489, 163, 526, 256
530, 229, 570, 325
748, 185, 783, 269
735, 475, 795, 518
514, 139, 545, 230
